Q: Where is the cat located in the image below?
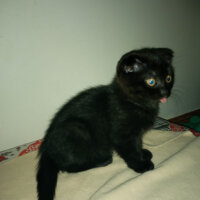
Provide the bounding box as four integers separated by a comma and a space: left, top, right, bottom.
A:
36, 47, 174, 200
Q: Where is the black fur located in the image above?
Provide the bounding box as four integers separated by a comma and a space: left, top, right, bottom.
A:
36, 48, 174, 200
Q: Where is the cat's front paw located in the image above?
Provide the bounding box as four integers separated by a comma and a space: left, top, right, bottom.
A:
142, 149, 153, 161
129, 160, 154, 173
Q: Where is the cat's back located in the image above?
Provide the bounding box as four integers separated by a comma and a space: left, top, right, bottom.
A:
52, 85, 111, 123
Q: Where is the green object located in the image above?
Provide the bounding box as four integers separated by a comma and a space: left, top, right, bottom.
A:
183, 115, 200, 131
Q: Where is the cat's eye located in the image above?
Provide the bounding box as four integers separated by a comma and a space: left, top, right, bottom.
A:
145, 78, 156, 87
166, 75, 172, 83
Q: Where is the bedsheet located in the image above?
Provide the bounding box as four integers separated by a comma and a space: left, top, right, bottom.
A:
0, 129, 199, 200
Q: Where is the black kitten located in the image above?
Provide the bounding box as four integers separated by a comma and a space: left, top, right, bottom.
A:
37, 48, 174, 200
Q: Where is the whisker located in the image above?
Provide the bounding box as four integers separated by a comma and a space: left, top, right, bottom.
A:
170, 87, 184, 111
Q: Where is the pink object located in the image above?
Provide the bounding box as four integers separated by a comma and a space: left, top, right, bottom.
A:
160, 97, 167, 103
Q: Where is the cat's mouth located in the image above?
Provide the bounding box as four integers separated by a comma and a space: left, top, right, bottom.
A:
160, 97, 167, 103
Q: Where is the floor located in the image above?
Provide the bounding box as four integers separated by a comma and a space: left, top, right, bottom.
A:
169, 109, 200, 124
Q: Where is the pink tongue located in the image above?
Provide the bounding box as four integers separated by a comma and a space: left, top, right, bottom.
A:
160, 97, 167, 103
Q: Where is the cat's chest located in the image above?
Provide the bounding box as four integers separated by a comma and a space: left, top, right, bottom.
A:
111, 102, 157, 130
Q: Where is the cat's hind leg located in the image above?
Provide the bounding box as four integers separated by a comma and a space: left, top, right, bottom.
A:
47, 119, 112, 173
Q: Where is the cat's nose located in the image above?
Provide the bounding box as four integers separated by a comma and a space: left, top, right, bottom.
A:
160, 89, 168, 97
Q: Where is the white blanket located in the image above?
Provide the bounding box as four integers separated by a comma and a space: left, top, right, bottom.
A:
0, 130, 199, 200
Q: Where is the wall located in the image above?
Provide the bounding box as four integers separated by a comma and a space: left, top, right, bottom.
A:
0, 0, 200, 151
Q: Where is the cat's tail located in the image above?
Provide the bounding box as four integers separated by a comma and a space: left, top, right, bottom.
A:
36, 153, 59, 200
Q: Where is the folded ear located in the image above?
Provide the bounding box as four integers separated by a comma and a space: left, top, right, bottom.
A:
157, 48, 174, 64
123, 58, 144, 73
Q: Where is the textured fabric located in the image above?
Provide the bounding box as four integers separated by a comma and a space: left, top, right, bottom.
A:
0, 129, 199, 200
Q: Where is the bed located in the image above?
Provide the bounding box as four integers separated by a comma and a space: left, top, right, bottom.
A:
0, 118, 199, 200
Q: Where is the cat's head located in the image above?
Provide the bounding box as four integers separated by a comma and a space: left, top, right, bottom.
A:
116, 48, 174, 104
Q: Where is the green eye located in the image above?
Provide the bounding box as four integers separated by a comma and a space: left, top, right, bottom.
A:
146, 78, 156, 87
166, 75, 172, 83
